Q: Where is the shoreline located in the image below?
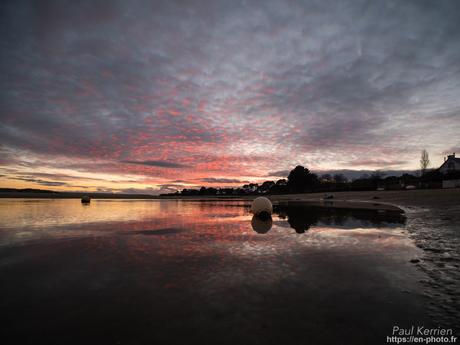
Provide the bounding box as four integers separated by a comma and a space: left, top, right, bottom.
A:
162, 188, 460, 213
159, 188, 459, 206
1, 188, 459, 212
265, 188, 460, 209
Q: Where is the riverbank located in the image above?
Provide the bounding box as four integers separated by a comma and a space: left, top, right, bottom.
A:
160, 188, 460, 212
265, 188, 460, 209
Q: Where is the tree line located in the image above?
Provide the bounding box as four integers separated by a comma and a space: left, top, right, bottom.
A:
161, 163, 459, 197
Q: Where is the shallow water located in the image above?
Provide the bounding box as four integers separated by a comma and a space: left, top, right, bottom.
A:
0, 199, 436, 344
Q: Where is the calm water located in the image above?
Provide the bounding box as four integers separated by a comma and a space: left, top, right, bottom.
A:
0, 199, 432, 345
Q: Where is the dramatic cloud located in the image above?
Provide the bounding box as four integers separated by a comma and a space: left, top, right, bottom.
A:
1, 0, 459, 193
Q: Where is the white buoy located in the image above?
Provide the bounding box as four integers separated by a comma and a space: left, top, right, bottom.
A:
251, 196, 273, 216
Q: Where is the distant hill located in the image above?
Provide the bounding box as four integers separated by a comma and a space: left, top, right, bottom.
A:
0, 188, 59, 194
314, 169, 419, 180
0, 188, 158, 199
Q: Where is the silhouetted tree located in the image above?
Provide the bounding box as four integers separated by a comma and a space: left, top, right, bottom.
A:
181, 188, 199, 196
287, 165, 318, 193
269, 179, 288, 194
260, 180, 275, 193
420, 149, 430, 176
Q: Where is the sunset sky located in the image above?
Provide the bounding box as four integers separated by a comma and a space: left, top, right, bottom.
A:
1, 0, 460, 194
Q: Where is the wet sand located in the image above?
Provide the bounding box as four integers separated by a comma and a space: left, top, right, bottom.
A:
0, 234, 430, 345
267, 189, 460, 329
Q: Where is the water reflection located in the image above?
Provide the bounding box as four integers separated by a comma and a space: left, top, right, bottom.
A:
251, 205, 406, 234
251, 215, 273, 234
134, 228, 184, 236
0, 198, 428, 345
0, 199, 407, 246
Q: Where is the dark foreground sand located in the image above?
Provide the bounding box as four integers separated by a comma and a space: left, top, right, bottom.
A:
272, 189, 460, 325
266, 188, 460, 330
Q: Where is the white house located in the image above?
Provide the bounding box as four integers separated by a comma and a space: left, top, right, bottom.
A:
438, 153, 460, 173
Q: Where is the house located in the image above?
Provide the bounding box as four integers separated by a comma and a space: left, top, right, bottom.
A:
442, 179, 460, 188
242, 183, 259, 194
438, 153, 460, 173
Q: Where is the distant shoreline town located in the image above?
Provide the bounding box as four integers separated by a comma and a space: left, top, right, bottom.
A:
163, 153, 460, 197
2, 153, 459, 199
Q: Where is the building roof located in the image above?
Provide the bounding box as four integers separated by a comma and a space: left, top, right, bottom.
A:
439, 155, 460, 170
447, 155, 460, 164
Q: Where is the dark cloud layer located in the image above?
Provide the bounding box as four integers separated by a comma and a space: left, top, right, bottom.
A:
200, 177, 246, 184
1, 0, 460, 192
267, 170, 291, 178
10, 176, 68, 187
121, 160, 189, 168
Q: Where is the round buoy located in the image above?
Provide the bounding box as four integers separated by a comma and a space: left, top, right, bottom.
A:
81, 195, 91, 204
250, 196, 273, 218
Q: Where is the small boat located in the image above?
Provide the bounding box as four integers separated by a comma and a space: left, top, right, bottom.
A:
81, 195, 91, 204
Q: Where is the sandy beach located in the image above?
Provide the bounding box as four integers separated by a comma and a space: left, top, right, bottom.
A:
266, 188, 460, 209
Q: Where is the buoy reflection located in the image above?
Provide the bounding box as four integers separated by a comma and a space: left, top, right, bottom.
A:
251, 215, 273, 234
